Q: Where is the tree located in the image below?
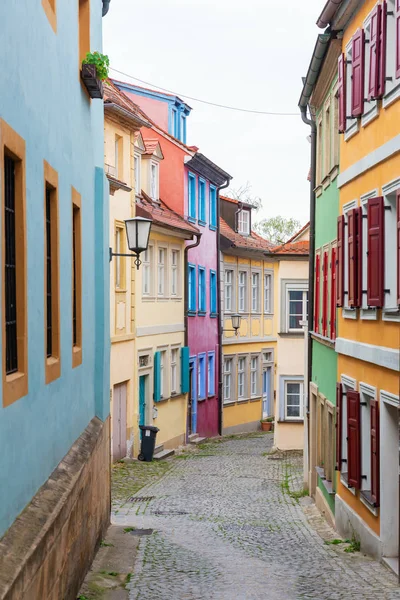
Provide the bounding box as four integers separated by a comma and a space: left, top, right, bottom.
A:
224, 182, 262, 211
254, 216, 301, 245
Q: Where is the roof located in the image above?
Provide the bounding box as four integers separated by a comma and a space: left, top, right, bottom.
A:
272, 240, 309, 255
143, 139, 164, 159
136, 192, 200, 238
285, 221, 310, 244
185, 153, 231, 187
104, 80, 151, 128
220, 217, 275, 252
111, 78, 191, 110
219, 195, 254, 209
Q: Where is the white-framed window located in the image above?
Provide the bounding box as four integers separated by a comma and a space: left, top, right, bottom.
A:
157, 247, 166, 296
285, 381, 304, 420
344, 41, 359, 140
142, 245, 153, 296
383, 185, 400, 313
150, 162, 159, 201
223, 358, 233, 403
287, 289, 308, 331
251, 272, 260, 313
383, 0, 400, 108
171, 249, 180, 296
160, 350, 167, 399
250, 356, 258, 397
264, 273, 272, 313
238, 356, 246, 399
263, 350, 273, 363
362, 11, 379, 126
170, 348, 178, 394
316, 114, 323, 185
238, 209, 250, 235
134, 153, 141, 195
198, 353, 206, 400
324, 99, 331, 175
225, 269, 233, 312
359, 383, 376, 496
238, 271, 247, 313
208, 352, 215, 396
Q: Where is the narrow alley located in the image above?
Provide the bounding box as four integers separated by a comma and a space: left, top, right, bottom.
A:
88, 434, 400, 600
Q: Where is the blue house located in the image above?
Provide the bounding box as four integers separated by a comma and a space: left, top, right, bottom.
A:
0, 1, 110, 597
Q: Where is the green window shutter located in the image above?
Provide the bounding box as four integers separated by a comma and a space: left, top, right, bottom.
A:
181, 346, 190, 393
154, 351, 161, 402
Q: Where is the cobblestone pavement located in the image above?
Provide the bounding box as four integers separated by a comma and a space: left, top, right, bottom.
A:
112, 434, 400, 600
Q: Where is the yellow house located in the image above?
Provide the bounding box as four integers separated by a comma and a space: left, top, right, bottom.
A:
104, 81, 150, 460
133, 135, 199, 456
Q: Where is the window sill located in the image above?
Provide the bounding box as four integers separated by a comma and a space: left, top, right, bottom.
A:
208, 392, 215, 399
344, 119, 359, 141
316, 467, 335, 495
142, 295, 156, 302
198, 220, 206, 227
72, 345, 82, 369
188, 216, 197, 224
188, 311, 197, 317
315, 185, 323, 198
342, 307, 357, 320
361, 102, 379, 128
360, 307, 377, 321
157, 296, 169, 302
115, 287, 127, 293
340, 473, 356, 496
45, 356, 61, 385
198, 311, 206, 317
383, 308, 400, 322
383, 81, 400, 109
209, 225, 217, 232
278, 332, 304, 338
310, 331, 335, 349
360, 490, 379, 516
223, 400, 236, 406
250, 396, 261, 402
237, 397, 250, 404
210, 313, 218, 319
277, 418, 304, 423
198, 396, 206, 402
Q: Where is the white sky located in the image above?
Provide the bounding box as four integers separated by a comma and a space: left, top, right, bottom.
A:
103, 0, 323, 226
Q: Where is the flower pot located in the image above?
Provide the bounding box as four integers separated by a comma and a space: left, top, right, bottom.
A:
81, 63, 104, 99
261, 421, 272, 431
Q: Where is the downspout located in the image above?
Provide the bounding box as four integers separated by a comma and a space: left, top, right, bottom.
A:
102, 0, 111, 16
184, 232, 202, 349
216, 178, 232, 436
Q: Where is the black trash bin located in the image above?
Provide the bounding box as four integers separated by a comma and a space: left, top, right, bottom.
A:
138, 425, 159, 462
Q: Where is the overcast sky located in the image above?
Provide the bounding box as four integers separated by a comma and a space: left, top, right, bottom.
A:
103, 0, 323, 226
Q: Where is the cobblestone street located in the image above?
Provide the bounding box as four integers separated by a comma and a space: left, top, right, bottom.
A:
112, 434, 400, 600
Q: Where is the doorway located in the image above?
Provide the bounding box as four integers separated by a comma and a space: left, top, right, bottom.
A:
381, 397, 398, 567
262, 367, 272, 418
188, 358, 197, 436
139, 375, 147, 440
112, 382, 127, 461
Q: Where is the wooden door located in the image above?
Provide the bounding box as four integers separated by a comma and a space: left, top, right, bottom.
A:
112, 382, 127, 461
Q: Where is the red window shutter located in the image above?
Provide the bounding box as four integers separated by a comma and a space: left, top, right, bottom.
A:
378, 1, 387, 97
347, 390, 361, 489
330, 247, 337, 340
368, 4, 381, 100
348, 209, 357, 307
396, 0, 400, 79
367, 197, 384, 307
322, 251, 328, 336
338, 54, 346, 133
314, 254, 321, 333
351, 28, 365, 117
337, 216, 345, 307
335, 382, 342, 471
355, 207, 363, 307
397, 190, 400, 305
370, 399, 380, 507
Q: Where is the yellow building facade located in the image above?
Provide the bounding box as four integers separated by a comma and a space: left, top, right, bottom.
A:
334, 0, 400, 566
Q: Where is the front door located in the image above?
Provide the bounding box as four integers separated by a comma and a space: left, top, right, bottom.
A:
188, 358, 197, 435
112, 382, 127, 461
139, 375, 147, 439
262, 368, 271, 418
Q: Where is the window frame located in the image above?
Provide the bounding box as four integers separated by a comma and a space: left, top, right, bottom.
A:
170, 346, 180, 395
250, 355, 259, 398
114, 222, 126, 291
223, 356, 234, 404
72, 187, 82, 368
157, 246, 167, 297
383, 0, 400, 108
238, 209, 250, 235
159, 348, 168, 400
170, 248, 180, 298
210, 269, 217, 316
284, 379, 304, 421
188, 263, 196, 314
198, 352, 206, 400
150, 160, 159, 201
142, 244, 154, 298
237, 355, 247, 400
280, 279, 308, 334
208, 352, 215, 397
198, 266, 206, 315
188, 171, 196, 221
251, 271, 261, 313
209, 185, 217, 230
238, 270, 248, 313
78, 0, 90, 86
264, 271, 273, 314
198, 178, 206, 225
134, 152, 141, 196
42, 0, 57, 33
287, 290, 308, 332
224, 268, 234, 313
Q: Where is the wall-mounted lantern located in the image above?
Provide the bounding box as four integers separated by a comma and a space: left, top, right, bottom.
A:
109, 217, 152, 269
223, 313, 242, 337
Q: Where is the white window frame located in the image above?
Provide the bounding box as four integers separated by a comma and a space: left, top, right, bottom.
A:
238, 271, 247, 313
150, 161, 159, 201
207, 352, 215, 397
142, 244, 153, 297
134, 153, 141, 196
160, 349, 168, 399
264, 271, 273, 314
344, 41, 360, 141
223, 357, 233, 404
251, 271, 260, 313
250, 356, 259, 397
342, 199, 358, 319
238, 355, 247, 400
359, 382, 377, 500
362, 11, 379, 127
225, 269, 234, 312
238, 209, 250, 235
383, 0, 400, 108
382, 179, 400, 319
340, 374, 357, 492
287, 289, 308, 332
170, 248, 180, 297
157, 247, 167, 297
284, 380, 304, 420
170, 347, 179, 395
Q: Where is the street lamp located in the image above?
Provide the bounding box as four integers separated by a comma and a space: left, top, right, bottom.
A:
223, 313, 241, 336
109, 217, 152, 269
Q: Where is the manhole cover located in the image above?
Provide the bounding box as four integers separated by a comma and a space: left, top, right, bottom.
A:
128, 496, 155, 502
129, 528, 154, 536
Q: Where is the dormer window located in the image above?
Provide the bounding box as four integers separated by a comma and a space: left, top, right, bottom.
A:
150, 162, 159, 201
238, 209, 250, 235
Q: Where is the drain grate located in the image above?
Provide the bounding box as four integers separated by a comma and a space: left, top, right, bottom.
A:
153, 510, 189, 516
129, 528, 154, 536
128, 496, 155, 503
267, 456, 284, 461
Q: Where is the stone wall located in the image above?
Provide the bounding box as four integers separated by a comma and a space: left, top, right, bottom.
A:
0, 417, 110, 600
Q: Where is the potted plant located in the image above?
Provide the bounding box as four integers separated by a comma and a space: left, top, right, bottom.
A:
260, 417, 274, 432
81, 51, 110, 99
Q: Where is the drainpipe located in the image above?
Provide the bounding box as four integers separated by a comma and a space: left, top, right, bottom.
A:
216, 178, 232, 436
102, 0, 111, 16
184, 232, 202, 349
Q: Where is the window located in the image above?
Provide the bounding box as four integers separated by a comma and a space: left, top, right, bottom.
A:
285, 381, 303, 419
188, 264, 196, 312
42, 0, 57, 32
263, 351, 273, 363
160, 350, 166, 398
115, 225, 125, 290
210, 270, 217, 315
238, 209, 250, 235
264, 273, 272, 313
209, 185, 217, 229
171, 348, 178, 394
238, 271, 247, 312
171, 249, 180, 296
383, 0, 400, 107
225, 269, 233, 312
208, 352, 215, 396
250, 356, 258, 397
44, 161, 60, 384
150, 162, 158, 201
198, 178, 206, 224
78, 0, 90, 66
316, 116, 323, 183
157, 247, 166, 296
188, 172, 196, 220
251, 272, 260, 312
134, 153, 141, 196
223, 358, 233, 402
287, 290, 308, 331
238, 357, 246, 399
198, 353, 206, 400
383, 190, 399, 311
2, 120, 27, 407
322, 251, 329, 336
171, 108, 178, 138
198, 266, 206, 313
363, 13, 379, 125
72, 188, 82, 368
181, 114, 186, 143
344, 42, 359, 138
324, 101, 331, 176
115, 135, 123, 179
142, 245, 153, 296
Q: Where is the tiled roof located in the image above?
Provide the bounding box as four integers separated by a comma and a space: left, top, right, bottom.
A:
272, 240, 309, 255
220, 217, 275, 252
143, 139, 162, 156
110, 78, 190, 106
285, 222, 310, 244
219, 195, 253, 209
103, 80, 150, 125
137, 192, 199, 237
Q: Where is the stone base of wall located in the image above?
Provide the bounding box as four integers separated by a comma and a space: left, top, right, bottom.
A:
0, 416, 110, 600
162, 433, 186, 451
335, 494, 381, 559
315, 486, 336, 529
222, 420, 261, 436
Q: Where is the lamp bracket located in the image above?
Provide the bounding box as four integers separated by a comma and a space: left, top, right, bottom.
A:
109, 248, 142, 269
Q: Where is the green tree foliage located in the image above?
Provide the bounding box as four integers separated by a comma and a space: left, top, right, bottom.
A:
254, 216, 301, 245
224, 182, 262, 211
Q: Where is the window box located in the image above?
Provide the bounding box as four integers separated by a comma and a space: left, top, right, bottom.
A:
81, 64, 103, 99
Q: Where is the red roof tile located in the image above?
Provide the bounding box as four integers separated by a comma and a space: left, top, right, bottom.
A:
220, 217, 275, 252
143, 139, 162, 156
272, 240, 309, 255
219, 195, 254, 209
137, 192, 199, 237
104, 79, 150, 125
285, 222, 310, 244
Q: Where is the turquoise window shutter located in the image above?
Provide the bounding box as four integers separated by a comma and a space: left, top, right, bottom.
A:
181, 346, 190, 393
154, 351, 161, 402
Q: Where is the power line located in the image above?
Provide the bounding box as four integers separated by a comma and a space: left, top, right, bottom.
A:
109, 67, 299, 116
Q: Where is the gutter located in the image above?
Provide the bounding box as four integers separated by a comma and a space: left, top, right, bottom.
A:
298, 34, 331, 109
316, 0, 342, 28
102, 0, 111, 16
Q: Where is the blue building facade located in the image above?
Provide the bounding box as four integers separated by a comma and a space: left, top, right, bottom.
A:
0, 1, 110, 597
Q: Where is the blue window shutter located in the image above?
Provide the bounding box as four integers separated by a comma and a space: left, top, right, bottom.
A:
154, 351, 161, 402
188, 265, 196, 312
210, 271, 217, 314
210, 186, 216, 228
181, 346, 190, 393
188, 173, 196, 219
